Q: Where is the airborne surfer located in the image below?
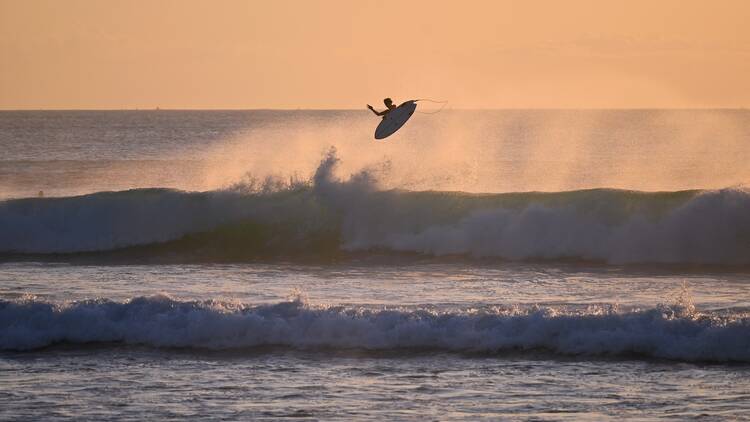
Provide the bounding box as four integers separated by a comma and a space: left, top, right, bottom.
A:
367, 98, 397, 118
369, 98, 418, 139
367, 97, 447, 139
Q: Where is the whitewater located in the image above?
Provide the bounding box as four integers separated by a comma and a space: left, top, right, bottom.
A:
1, 110, 750, 420
3, 293, 750, 362
3, 149, 750, 266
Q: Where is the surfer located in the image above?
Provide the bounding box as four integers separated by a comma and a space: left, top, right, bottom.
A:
367, 98, 397, 118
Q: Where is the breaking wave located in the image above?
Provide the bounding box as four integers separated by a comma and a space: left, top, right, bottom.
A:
1, 295, 748, 362
2, 149, 750, 265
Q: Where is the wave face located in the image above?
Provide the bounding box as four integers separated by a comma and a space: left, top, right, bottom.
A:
2, 150, 750, 265
1, 295, 748, 362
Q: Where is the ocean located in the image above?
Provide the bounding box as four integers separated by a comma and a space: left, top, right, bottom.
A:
1, 110, 749, 420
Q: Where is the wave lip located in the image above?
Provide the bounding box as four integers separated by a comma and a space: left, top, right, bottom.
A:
1, 296, 748, 362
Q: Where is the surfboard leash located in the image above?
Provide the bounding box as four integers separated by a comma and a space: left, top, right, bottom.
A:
415, 99, 449, 114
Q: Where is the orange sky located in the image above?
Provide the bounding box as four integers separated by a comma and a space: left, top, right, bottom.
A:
1, 0, 749, 109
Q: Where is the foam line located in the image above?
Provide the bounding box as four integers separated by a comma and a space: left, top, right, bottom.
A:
1, 296, 748, 362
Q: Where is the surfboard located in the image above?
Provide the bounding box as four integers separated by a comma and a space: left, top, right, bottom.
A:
374, 100, 417, 139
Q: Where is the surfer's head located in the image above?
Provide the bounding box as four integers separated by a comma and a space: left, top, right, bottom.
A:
383, 98, 393, 108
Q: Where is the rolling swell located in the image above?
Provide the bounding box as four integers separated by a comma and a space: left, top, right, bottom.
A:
1, 151, 749, 265
1, 295, 749, 362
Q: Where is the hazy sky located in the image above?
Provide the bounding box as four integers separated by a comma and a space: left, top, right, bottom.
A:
1, 0, 749, 109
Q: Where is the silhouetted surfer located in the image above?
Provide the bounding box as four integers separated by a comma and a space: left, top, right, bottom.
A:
367, 98, 397, 118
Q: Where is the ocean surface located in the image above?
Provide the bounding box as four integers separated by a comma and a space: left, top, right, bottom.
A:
1, 110, 750, 420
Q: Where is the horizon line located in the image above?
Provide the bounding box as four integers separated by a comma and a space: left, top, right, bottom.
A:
1, 107, 748, 112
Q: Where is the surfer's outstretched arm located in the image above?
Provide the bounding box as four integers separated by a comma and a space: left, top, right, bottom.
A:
367, 104, 387, 116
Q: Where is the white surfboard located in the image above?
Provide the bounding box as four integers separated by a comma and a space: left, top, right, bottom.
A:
374, 100, 417, 140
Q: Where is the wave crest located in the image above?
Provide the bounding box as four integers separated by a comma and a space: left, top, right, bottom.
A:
1, 150, 750, 265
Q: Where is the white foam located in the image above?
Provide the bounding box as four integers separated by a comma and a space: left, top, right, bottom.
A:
1, 296, 748, 362
361, 189, 750, 264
